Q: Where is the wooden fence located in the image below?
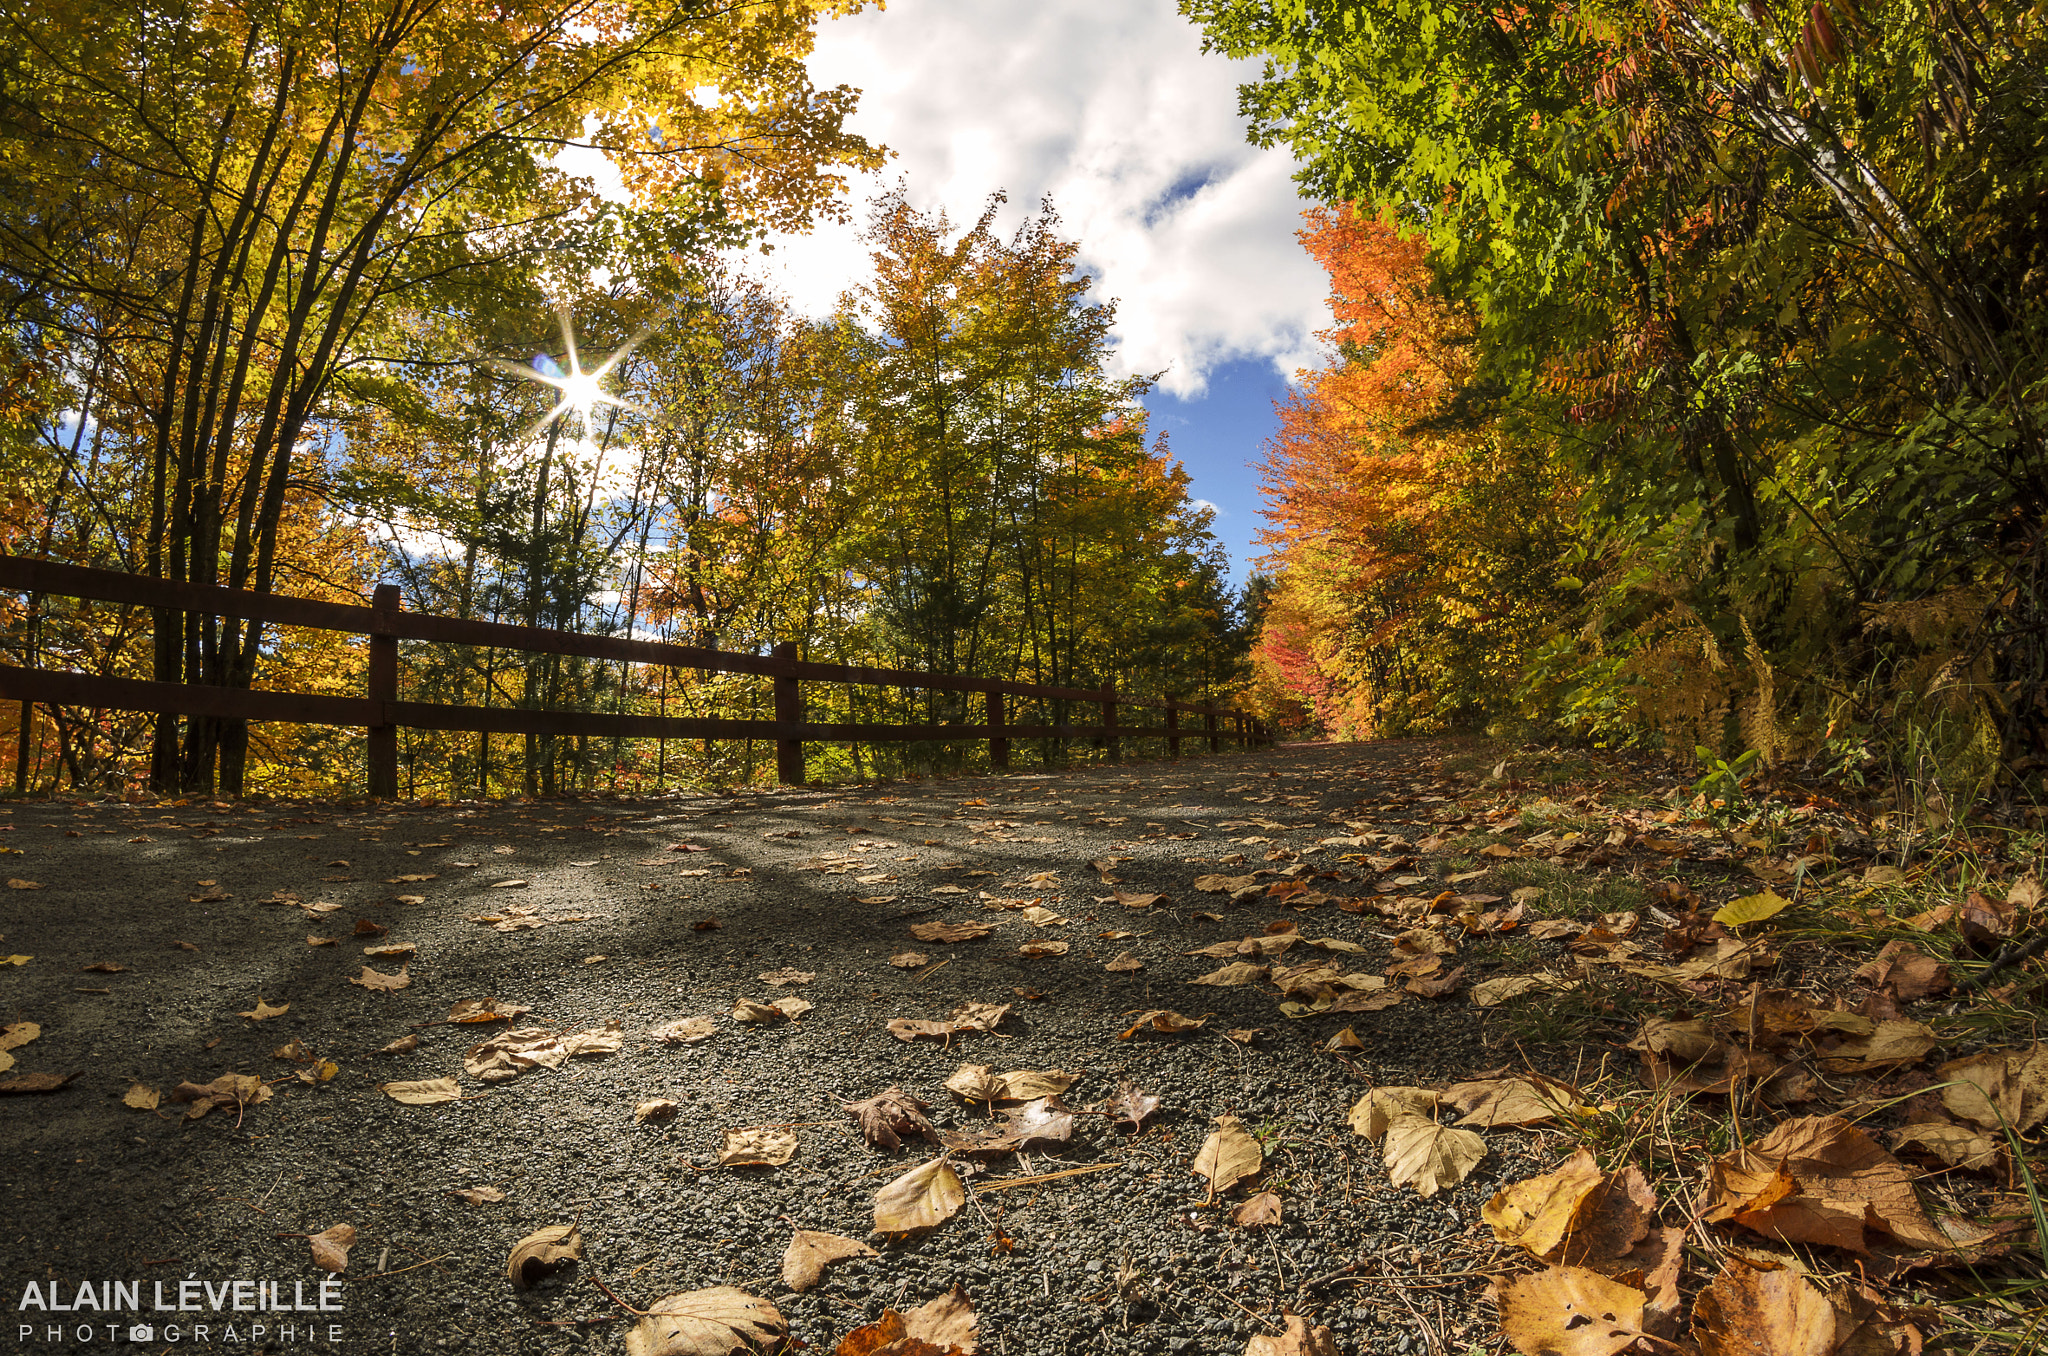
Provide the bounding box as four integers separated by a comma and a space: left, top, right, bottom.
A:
0, 556, 1268, 796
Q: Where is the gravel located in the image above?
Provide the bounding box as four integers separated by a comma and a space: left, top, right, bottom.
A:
0, 740, 1541, 1354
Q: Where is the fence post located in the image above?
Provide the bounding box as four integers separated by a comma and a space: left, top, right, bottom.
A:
13, 700, 31, 794
367, 583, 400, 799
1206, 710, 1219, 754
772, 640, 805, 786
1100, 680, 1118, 762
1166, 701, 1180, 759
987, 689, 1009, 772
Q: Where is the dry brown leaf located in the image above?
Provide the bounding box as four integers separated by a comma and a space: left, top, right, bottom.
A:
1232, 1191, 1283, 1228
657, 1016, 717, 1045
873, 1157, 966, 1235
731, 998, 785, 1023
1444, 1076, 1576, 1128
0, 1021, 41, 1051
1097, 1080, 1162, 1133
1104, 951, 1144, 972
0, 1070, 79, 1094
447, 998, 528, 1024
350, 964, 410, 992
1819, 1019, 1938, 1073
1484, 1149, 1607, 1258
1193, 1114, 1263, 1196
1689, 1263, 1838, 1356
1938, 1044, 2048, 1132
507, 1224, 583, 1290
1018, 939, 1069, 957
1494, 1266, 1648, 1356
834, 1285, 976, 1356
561, 1019, 623, 1058
80, 961, 126, 973
1244, 1314, 1338, 1356
718, 1127, 797, 1167
887, 1018, 963, 1042
1704, 1114, 1959, 1253
238, 998, 289, 1021
618, 1287, 790, 1356
376, 1033, 419, 1056
450, 1186, 507, 1205
757, 967, 816, 987
1190, 962, 1269, 987
381, 1076, 462, 1105
888, 951, 930, 969
909, 921, 991, 943
1383, 1117, 1487, 1197
1472, 973, 1579, 1007
1628, 1016, 1718, 1063
1119, 1009, 1207, 1038
465, 1028, 567, 1082
308, 1223, 355, 1274
781, 1230, 877, 1293
1892, 1122, 2002, 1171
123, 1082, 160, 1110
635, 1100, 681, 1125
943, 1063, 1002, 1105
1346, 1086, 1442, 1140
167, 1073, 269, 1119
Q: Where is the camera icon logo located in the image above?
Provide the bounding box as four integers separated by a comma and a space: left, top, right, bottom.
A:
128, 1325, 155, 1342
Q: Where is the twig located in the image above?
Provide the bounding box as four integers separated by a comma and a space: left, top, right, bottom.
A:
914, 958, 954, 983
972, 1163, 1123, 1191
376, 1252, 451, 1278
532, 1317, 613, 1328
587, 1274, 648, 1316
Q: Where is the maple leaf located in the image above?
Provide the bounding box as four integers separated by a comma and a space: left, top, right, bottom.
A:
843, 1087, 936, 1150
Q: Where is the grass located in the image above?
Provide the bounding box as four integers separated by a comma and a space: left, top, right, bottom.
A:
1483, 859, 1652, 919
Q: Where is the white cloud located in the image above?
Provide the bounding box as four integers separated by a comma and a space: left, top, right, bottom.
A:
747, 0, 1328, 398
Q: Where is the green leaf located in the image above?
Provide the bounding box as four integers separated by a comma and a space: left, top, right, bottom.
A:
1712, 891, 1793, 927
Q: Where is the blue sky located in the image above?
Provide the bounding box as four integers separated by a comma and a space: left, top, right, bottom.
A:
737, 0, 1332, 589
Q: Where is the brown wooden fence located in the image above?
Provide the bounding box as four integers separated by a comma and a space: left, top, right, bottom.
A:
0, 556, 1268, 796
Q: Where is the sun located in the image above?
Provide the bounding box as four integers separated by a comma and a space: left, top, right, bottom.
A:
494, 307, 646, 441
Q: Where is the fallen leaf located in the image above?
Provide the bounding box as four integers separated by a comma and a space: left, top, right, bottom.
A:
657, 1016, 717, 1045
1688, 1263, 1837, 1356
561, 1019, 624, 1058
873, 1157, 966, 1235
123, 1083, 160, 1110
781, 1231, 877, 1293
1704, 1114, 1960, 1253
1193, 1115, 1263, 1196
1892, 1122, 2002, 1171
834, 1285, 976, 1356
1819, 1019, 1938, 1073
1938, 1044, 2048, 1132
6, 879, 42, 890
447, 998, 528, 1024
1018, 939, 1069, 957
1346, 1087, 1442, 1140
506, 1224, 583, 1290
758, 967, 817, 987
1105, 951, 1144, 972
364, 942, 416, 958
0, 1071, 79, 1094
1443, 1077, 1575, 1128
306, 936, 337, 947
1119, 1009, 1207, 1038
1472, 974, 1579, 1007
308, 1223, 355, 1274
450, 1186, 507, 1205
1714, 890, 1793, 927
844, 1086, 936, 1150
1245, 1314, 1339, 1356
1383, 1117, 1487, 1197
353, 917, 388, 937
635, 1100, 681, 1126
1628, 1017, 1718, 1063
490, 879, 529, 889
731, 999, 787, 1023
238, 998, 290, 1021
1484, 1149, 1606, 1258
350, 965, 410, 992
167, 1073, 269, 1119
1098, 1080, 1162, 1133
888, 951, 930, 969
1494, 1266, 1648, 1356
1190, 962, 1269, 987
1232, 1191, 1283, 1228
910, 921, 991, 943
79, 962, 126, 973
466, 1028, 568, 1082
719, 1127, 797, 1167
381, 1076, 462, 1105
0, 1022, 41, 1051
375, 1034, 419, 1055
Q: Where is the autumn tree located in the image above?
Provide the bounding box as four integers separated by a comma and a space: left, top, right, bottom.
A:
0, 0, 881, 792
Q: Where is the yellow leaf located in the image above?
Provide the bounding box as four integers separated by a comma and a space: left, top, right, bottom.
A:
1713, 890, 1792, 927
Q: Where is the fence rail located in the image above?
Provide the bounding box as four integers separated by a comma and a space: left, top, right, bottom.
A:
0, 556, 1268, 796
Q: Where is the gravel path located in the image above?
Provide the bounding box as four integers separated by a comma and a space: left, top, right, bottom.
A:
0, 739, 1552, 1355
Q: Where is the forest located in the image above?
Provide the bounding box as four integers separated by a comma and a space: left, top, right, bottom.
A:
0, 0, 1246, 797
1193, 0, 2048, 810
